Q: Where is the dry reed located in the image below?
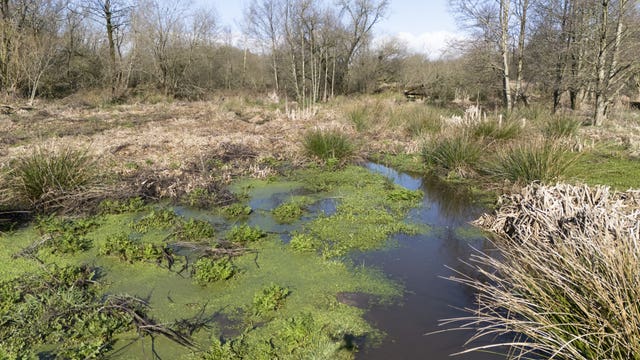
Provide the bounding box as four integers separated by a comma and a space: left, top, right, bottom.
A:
444, 183, 640, 359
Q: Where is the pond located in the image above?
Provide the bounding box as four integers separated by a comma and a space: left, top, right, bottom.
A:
0, 163, 504, 359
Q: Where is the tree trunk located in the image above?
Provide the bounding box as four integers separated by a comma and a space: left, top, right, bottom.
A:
500, 0, 512, 112
514, 0, 528, 107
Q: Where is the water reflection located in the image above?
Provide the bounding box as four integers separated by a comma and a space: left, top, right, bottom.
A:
356, 163, 503, 359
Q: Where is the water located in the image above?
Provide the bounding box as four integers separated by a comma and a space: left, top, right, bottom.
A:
358, 163, 504, 359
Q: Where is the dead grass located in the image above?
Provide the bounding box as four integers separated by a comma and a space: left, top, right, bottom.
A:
445, 183, 640, 359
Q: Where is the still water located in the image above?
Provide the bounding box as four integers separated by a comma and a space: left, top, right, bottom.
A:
356, 163, 504, 360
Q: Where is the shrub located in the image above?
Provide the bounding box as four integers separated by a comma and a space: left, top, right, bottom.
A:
543, 116, 581, 138
486, 140, 578, 183
192, 257, 236, 285
303, 129, 354, 163
10, 147, 95, 206
422, 135, 483, 174
252, 284, 291, 315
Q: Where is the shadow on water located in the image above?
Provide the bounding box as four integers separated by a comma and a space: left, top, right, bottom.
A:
358, 163, 505, 360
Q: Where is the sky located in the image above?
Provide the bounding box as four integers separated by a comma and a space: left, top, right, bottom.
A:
196, 0, 461, 59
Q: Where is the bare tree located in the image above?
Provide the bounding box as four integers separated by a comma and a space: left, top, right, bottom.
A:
84, 0, 132, 96
245, 0, 284, 91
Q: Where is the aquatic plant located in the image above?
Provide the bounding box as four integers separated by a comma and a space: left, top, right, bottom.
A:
174, 218, 215, 241
303, 129, 354, 163
8, 147, 96, 208
99, 232, 171, 264
272, 201, 306, 224
226, 224, 266, 244
289, 233, 318, 252
130, 208, 179, 233
34, 215, 97, 253
98, 197, 147, 214
252, 284, 291, 315
486, 140, 578, 183
447, 184, 640, 359
0, 264, 185, 358
221, 202, 252, 219
192, 257, 236, 285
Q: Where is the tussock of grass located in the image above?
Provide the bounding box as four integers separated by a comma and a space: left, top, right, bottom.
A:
486, 140, 578, 183
8, 148, 96, 208
446, 183, 640, 359
422, 134, 483, 174
471, 119, 522, 141
543, 115, 582, 138
394, 105, 444, 136
303, 129, 354, 163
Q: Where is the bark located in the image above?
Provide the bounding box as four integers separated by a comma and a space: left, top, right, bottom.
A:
500, 0, 512, 112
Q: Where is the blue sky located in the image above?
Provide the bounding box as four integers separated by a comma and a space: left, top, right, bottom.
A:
196, 0, 459, 58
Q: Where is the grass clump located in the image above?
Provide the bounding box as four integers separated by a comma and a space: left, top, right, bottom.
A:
471, 119, 522, 140
422, 135, 483, 175
347, 105, 371, 132
303, 129, 354, 164
192, 257, 236, 285
8, 147, 95, 208
252, 284, 291, 316
226, 224, 266, 244
487, 140, 578, 183
396, 105, 444, 136
449, 184, 640, 359
543, 115, 581, 138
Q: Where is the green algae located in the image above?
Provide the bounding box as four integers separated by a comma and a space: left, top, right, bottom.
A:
0, 164, 424, 359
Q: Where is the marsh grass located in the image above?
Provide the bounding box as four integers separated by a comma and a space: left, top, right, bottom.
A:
472, 119, 522, 141
9, 148, 96, 208
543, 115, 582, 138
394, 105, 445, 136
422, 134, 483, 174
445, 184, 640, 360
303, 129, 354, 163
486, 140, 578, 183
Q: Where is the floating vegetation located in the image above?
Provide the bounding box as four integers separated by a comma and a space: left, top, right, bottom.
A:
226, 224, 267, 244
99, 232, 173, 265
32, 215, 98, 254
0, 264, 188, 358
174, 218, 215, 241
252, 284, 291, 316
272, 198, 311, 224
130, 208, 179, 233
221, 202, 253, 219
192, 257, 236, 285
98, 197, 147, 214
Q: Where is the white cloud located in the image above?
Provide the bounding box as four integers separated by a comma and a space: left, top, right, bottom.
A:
391, 31, 466, 60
